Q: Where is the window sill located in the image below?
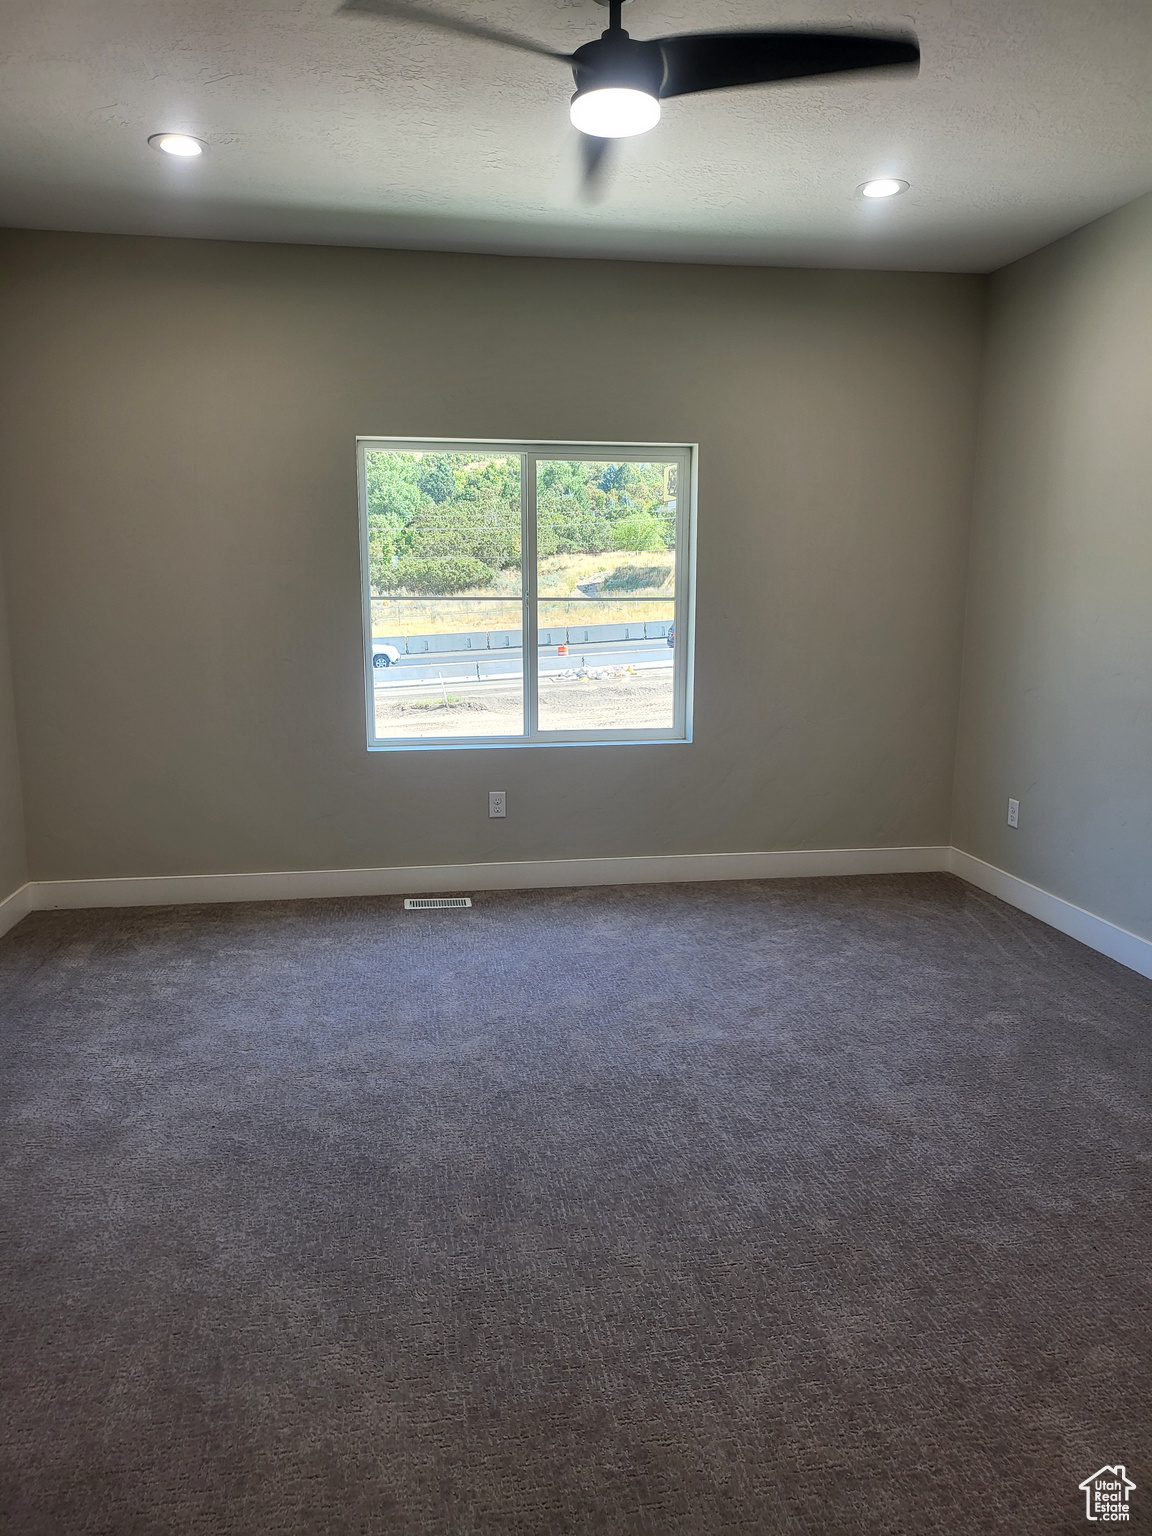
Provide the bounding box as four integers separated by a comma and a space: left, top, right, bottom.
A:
367, 735, 692, 753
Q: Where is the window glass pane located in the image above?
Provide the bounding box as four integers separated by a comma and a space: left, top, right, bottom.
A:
535, 600, 676, 733
366, 449, 521, 599
371, 600, 524, 739
536, 460, 678, 600
360, 442, 689, 747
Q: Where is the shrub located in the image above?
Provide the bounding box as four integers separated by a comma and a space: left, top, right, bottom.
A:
611, 514, 666, 553
538, 510, 613, 556
389, 556, 497, 594
600, 564, 672, 594
406, 497, 520, 570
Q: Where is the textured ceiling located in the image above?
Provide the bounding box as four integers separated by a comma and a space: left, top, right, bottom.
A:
1, 0, 1150, 271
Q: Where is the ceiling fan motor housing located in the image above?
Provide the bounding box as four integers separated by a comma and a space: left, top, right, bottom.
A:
571, 32, 665, 100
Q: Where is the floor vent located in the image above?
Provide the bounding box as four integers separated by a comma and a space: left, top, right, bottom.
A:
404, 896, 473, 911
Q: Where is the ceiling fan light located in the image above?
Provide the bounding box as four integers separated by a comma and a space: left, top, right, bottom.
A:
570, 87, 660, 139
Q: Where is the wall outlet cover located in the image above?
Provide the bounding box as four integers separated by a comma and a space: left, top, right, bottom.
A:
1007, 798, 1020, 828
489, 791, 507, 819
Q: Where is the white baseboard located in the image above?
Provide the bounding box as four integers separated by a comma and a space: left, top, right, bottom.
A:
0, 881, 34, 940
7, 847, 1149, 985
948, 847, 1152, 982
30, 844, 949, 912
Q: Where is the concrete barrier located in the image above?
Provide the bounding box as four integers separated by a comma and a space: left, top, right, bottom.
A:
566, 623, 629, 644
438, 631, 487, 652
406, 631, 488, 654
398, 623, 666, 653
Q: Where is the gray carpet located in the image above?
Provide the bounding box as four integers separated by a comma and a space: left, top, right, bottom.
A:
1, 873, 1149, 1535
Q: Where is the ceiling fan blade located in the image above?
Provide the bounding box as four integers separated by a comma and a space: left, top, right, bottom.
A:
339, 0, 572, 63
578, 134, 615, 201
654, 29, 919, 100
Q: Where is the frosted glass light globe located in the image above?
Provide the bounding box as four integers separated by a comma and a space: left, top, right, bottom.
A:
570, 88, 661, 139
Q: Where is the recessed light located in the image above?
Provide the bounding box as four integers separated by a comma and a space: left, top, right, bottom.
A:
148, 133, 206, 157
859, 178, 909, 199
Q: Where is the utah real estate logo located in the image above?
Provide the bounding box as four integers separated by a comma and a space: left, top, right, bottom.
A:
1079, 1465, 1136, 1522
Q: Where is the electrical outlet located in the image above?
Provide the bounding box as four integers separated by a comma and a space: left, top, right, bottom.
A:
1007, 798, 1019, 828
489, 791, 506, 819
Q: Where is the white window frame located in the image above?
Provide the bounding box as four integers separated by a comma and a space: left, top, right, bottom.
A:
357, 437, 696, 751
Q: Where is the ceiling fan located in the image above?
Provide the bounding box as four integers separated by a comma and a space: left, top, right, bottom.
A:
338, 0, 919, 195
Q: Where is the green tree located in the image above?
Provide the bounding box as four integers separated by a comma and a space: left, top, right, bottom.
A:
599, 462, 635, 495
537, 462, 615, 555
416, 454, 457, 504
367, 524, 396, 596
407, 494, 520, 571
611, 513, 666, 553
365, 452, 422, 525
540, 460, 594, 507
365, 451, 424, 586
455, 456, 521, 509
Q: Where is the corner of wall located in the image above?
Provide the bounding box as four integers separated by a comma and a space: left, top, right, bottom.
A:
0, 528, 30, 914
948, 189, 1152, 946
947, 270, 995, 853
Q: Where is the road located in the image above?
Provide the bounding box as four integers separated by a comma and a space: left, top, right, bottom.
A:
373, 634, 673, 687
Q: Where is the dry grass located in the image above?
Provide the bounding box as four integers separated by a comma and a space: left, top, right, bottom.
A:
371, 551, 676, 638
536, 551, 675, 598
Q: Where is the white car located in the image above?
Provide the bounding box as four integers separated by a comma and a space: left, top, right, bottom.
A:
371, 642, 403, 669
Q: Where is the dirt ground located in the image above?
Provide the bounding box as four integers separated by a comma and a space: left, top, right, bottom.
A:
374, 669, 674, 738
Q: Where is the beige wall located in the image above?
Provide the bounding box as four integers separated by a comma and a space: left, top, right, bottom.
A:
0, 230, 983, 881
0, 537, 28, 901
953, 191, 1152, 940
